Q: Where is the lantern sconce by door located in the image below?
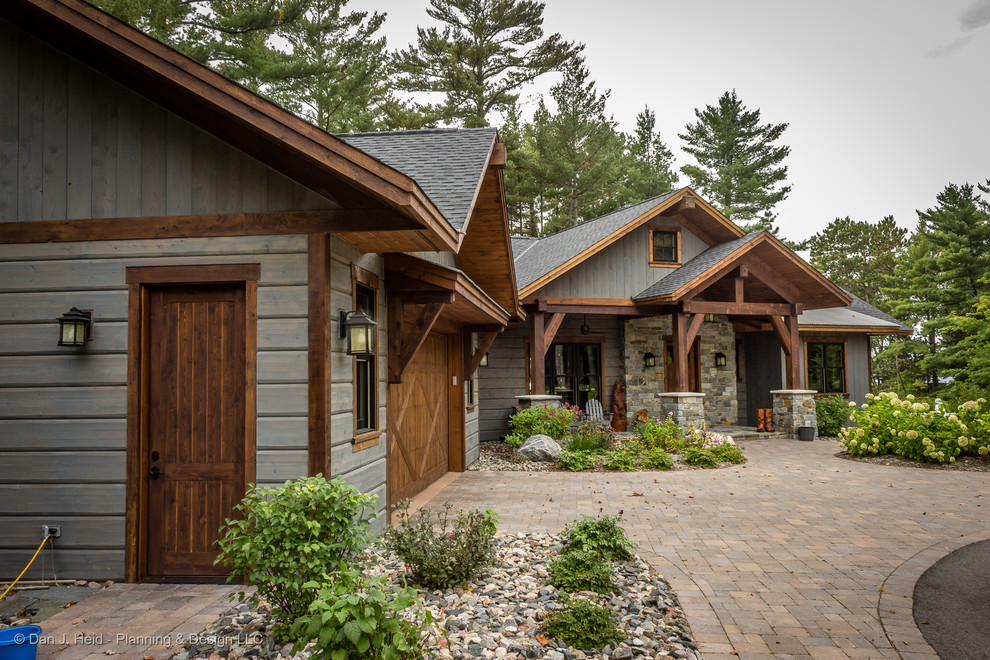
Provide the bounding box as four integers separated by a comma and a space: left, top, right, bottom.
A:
643, 352, 657, 368
714, 351, 727, 368
339, 308, 377, 356
57, 307, 93, 346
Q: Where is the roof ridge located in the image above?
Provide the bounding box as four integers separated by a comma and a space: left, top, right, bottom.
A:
512, 236, 541, 261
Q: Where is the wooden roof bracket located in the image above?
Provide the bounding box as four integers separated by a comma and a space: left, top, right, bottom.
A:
387, 292, 455, 383
543, 312, 566, 349
464, 326, 503, 381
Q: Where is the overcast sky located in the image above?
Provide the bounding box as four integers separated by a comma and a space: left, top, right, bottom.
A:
352, 0, 990, 244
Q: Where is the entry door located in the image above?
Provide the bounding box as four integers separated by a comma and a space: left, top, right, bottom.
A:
146, 285, 246, 577
665, 338, 700, 392
387, 332, 449, 506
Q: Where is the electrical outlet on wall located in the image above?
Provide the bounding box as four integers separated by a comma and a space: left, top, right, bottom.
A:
43, 525, 61, 539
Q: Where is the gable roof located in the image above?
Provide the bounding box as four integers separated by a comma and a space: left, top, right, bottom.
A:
634, 232, 762, 299
514, 188, 744, 297
8, 0, 459, 251
338, 128, 497, 232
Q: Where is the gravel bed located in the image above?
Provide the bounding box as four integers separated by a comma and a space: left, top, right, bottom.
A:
172, 533, 698, 660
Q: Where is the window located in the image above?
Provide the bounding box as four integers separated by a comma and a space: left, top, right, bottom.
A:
806, 341, 846, 394
353, 282, 377, 433
544, 342, 602, 408
650, 228, 680, 265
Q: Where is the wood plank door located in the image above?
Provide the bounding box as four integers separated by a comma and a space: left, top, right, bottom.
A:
146, 285, 246, 577
387, 331, 449, 506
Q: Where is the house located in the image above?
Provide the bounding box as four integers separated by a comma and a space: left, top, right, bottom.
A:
0, 0, 520, 581
478, 189, 910, 441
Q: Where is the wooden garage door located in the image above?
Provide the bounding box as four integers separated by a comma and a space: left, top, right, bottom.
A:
146, 285, 246, 577
387, 332, 449, 506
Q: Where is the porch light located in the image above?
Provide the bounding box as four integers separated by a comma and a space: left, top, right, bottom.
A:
714, 351, 727, 367
480, 352, 489, 367
57, 307, 93, 346
643, 352, 657, 368
339, 308, 377, 356
704, 314, 717, 323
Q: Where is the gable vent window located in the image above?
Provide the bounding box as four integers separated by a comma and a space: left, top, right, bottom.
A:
650, 228, 680, 265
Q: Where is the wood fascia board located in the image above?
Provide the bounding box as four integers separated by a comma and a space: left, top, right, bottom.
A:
522, 296, 639, 307
0, 209, 419, 244
454, 134, 498, 249
517, 191, 690, 299
15, 0, 458, 249
636, 239, 762, 305
799, 324, 913, 335
385, 254, 510, 325
393, 291, 457, 305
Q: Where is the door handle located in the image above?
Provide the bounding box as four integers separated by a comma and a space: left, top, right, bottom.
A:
149, 465, 162, 480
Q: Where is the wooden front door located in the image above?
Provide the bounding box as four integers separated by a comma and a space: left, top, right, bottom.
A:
146, 285, 246, 577
387, 331, 449, 506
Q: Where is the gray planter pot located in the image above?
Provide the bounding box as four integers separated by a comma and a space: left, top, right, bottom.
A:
797, 426, 815, 442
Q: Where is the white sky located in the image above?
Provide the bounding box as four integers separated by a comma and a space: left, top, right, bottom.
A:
352, 0, 990, 244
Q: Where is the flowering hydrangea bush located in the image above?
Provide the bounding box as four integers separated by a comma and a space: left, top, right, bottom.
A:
840, 392, 990, 463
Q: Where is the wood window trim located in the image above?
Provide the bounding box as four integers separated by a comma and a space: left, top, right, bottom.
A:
124, 264, 258, 582
803, 337, 849, 396
352, 265, 381, 441
648, 226, 682, 267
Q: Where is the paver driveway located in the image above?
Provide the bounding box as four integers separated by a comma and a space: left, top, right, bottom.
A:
420, 438, 990, 660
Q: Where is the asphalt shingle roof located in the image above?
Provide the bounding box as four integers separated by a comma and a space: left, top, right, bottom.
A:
513, 190, 681, 290
634, 232, 763, 300
799, 290, 912, 331
336, 128, 496, 231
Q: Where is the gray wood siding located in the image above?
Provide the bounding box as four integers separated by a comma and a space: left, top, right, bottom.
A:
328, 237, 388, 519
478, 315, 623, 443
532, 224, 710, 299
798, 333, 871, 404
0, 19, 335, 223
0, 235, 309, 580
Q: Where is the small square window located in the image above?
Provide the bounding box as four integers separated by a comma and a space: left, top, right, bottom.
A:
650, 229, 679, 265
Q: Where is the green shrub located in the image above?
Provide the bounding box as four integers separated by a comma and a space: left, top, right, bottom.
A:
505, 404, 580, 447
602, 448, 637, 471
816, 394, 849, 436
561, 514, 634, 561
566, 421, 615, 453
382, 500, 498, 589
641, 447, 674, 470
558, 449, 596, 472
543, 596, 623, 650
634, 414, 683, 450
681, 445, 718, 468
839, 392, 990, 462
709, 442, 746, 464
290, 570, 442, 660
215, 475, 379, 637
547, 549, 617, 594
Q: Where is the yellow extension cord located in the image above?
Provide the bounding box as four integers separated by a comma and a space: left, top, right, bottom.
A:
0, 534, 51, 601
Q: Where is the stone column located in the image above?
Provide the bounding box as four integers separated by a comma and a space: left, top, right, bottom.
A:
659, 392, 706, 429
771, 389, 817, 437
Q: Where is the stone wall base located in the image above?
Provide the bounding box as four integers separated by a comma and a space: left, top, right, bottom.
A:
771, 389, 818, 437
659, 392, 706, 430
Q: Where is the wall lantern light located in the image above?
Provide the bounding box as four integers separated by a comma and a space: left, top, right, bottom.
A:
704, 313, 717, 323
714, 351, 727, 368
643, 352, 657, 368
480, 352, 489, 367
57, 307, 93, 346
339, 308, 377, 356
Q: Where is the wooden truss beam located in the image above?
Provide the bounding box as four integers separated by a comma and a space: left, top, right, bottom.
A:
387, 294, 453, 383
464, 328, 501, 381
682, 300, 794, 316
543, 313, 566, 348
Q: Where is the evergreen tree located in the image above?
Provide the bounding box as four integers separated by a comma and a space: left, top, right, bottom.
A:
394, 0, 582, 127
501, 103, 543, 235
623, 106, 678, 201
886, 183, 990, 391
530, 60, 628, 233
679, 90, 791, 233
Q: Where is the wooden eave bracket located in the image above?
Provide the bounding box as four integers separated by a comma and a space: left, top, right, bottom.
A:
387, 292, 454, 383
543, 312, 566, 349
464, 327, 503, 380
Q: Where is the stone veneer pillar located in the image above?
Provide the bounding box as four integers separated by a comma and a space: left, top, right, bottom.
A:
771, 390, 818, 437
659, 392, 706, 430
514, 394, 562, 409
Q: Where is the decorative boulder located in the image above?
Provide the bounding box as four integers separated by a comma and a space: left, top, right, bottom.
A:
518, 434, 561, 462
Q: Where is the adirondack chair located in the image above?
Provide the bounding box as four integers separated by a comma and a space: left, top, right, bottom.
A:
584, 399, 612, 426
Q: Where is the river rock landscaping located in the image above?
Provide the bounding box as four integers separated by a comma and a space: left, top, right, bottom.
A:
171, 533, 697, 660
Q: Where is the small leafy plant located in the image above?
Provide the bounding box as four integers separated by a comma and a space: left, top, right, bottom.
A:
602, 448, 636, 471
635, 413, 684, 450
566, 421, 615, 453
547, 549, 617, 593
561, 514, 634, 561
815, 394, 849, 436
558, 449, 596, 472
543, 596, 623, 650
382, 500, 498, 589
681, 445, 718, 467
215, 475, 378, 636
505, 404, 580, 447
708, 442, 745, 464
290, 570, 442, 660
641, 447, 674, 470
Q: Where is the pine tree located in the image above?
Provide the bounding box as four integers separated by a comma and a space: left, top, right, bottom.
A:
678, 90, 790, 233
394, 0, 582, 127
623, 106, 677, 201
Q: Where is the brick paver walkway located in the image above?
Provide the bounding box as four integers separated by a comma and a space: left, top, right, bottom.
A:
421, 438, 990, 660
